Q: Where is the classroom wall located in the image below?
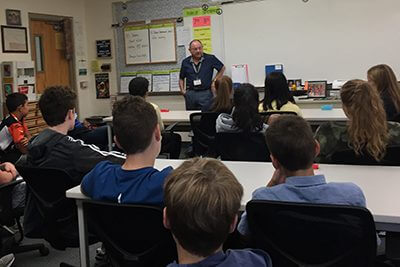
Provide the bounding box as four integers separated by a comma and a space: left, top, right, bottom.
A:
0, 0, 94, 118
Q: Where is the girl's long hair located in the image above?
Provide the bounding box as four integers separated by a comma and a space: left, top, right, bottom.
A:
367, 64, 400, 114
211, 76, 233, 113
263, 72, 295, 111
341, 79, 389, 161
232, 83, 263, 132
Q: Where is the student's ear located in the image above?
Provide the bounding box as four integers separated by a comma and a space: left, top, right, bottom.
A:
113, 136, 123, 150
229, 214, 238, 233
270, 154, 281, 170
154, 124, 161, 142
66, 109, 74, 122
163, 207, 171, 229
314, 139, 321, 157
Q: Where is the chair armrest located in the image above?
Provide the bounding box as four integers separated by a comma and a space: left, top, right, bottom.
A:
163, 122, 179, 133
0, 178, 23, 190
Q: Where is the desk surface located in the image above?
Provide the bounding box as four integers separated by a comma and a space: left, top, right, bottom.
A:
67, 159, 400, 228
103, 108, 347, 124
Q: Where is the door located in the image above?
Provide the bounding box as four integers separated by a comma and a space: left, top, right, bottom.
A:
30, 18, 71, 94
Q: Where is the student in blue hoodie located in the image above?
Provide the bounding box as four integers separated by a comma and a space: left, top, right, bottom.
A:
81, 96, 172, 206
163, 157, 272, 267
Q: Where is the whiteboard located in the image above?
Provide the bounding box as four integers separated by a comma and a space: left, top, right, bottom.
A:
222, 0, 400, 86
150, 24, 177, 63
124, 25, 150, 64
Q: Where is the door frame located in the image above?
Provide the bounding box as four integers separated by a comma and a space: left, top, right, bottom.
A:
28, 13, 77, 108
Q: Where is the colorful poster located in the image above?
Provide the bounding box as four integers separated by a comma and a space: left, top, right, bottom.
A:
95, 73, 110, 99
193, 27, 212, 54
193, 16, 211, 27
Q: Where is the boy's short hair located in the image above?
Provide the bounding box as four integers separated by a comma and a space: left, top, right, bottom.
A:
112, 95, 157, 154
164, 157, 243, 257
266, 115, 316, 171
6, 93, 28, 113
39, 86, 76, 127
128, 77, 149, 97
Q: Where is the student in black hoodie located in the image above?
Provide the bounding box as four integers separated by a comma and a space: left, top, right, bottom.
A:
17, 86, 125, 237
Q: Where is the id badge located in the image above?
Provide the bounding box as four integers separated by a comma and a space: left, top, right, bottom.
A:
194, 79, 202, 86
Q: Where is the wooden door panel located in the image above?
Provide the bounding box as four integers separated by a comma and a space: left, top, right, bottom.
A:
30, 19, 70, 94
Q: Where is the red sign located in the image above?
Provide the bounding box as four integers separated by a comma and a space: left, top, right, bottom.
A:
193, 16, 211, 27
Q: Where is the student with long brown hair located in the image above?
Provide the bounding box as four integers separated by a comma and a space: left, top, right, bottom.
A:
202, 75, 233, 114
315, 79, 400, 163
367, 64, 400, 120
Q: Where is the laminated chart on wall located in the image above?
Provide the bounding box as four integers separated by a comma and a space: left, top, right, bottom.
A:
149, 23, 176, 63
169, 69, 180, 92
152, 71, 170, 92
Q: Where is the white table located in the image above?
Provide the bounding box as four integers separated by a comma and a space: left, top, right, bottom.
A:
66, 159, 400, 266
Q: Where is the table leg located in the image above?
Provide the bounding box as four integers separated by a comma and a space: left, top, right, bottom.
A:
107, 123, 112, 151
77, 200, 90, 267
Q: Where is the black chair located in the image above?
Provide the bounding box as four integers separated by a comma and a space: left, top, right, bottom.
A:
389, 113, 400, 123
0, 179, 49, 257
84, 201, 177, 267
331, 145, 400, 166
16, 166, 95, 267
190, 112, 220, 156
215, 132, 270, 162
246, 200, 377, 267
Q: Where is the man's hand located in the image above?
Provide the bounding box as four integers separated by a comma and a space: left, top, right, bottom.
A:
1, 162, 17, 178
20, 137, 29, 147
267, 169, 286, 187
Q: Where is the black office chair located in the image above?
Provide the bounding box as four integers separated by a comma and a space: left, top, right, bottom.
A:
190, 112, 220, 157
16, 166, 96, 267
84, 201, 177, 267
246, 200, 377, 267
331, 145, 400, 166
389, 113, 400, 123
215, 132, 270, 162
0, 179, 49, 257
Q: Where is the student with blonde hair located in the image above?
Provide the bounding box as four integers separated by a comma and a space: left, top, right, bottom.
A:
202, 75, 233, 114
164, 157, 272, 267
367, 64, 400, 120
315, 79, 400, 163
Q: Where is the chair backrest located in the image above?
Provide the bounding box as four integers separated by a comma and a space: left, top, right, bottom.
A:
246, 200, 377, 267
389, 113, 400, 123
331, 145, 400, 166
215, 132, 270, 162
16, 166, 79, 249
189, 112, 220, 156
83, 201, 176, 267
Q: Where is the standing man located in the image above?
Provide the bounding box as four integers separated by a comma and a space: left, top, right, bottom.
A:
179, 40, 225, 110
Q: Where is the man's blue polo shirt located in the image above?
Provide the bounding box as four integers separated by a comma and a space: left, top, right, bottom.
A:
238, 175, 366, 236
179, 53, 224, 91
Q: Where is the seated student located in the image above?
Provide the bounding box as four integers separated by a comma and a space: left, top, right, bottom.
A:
129, 77, 181, 159
164, 157, 272, 267
216, 83, 268, 133
81, 96, 172, 206
202, 75, 233, 114
0, 93, 31, 163
67, 117, 108, 151
367, 64, 400, 120
260, 72, 302, 116
17, 86, 125, 237
315, 79, 400, 163
0, 162, 25, 209
238, 115, 367, 237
